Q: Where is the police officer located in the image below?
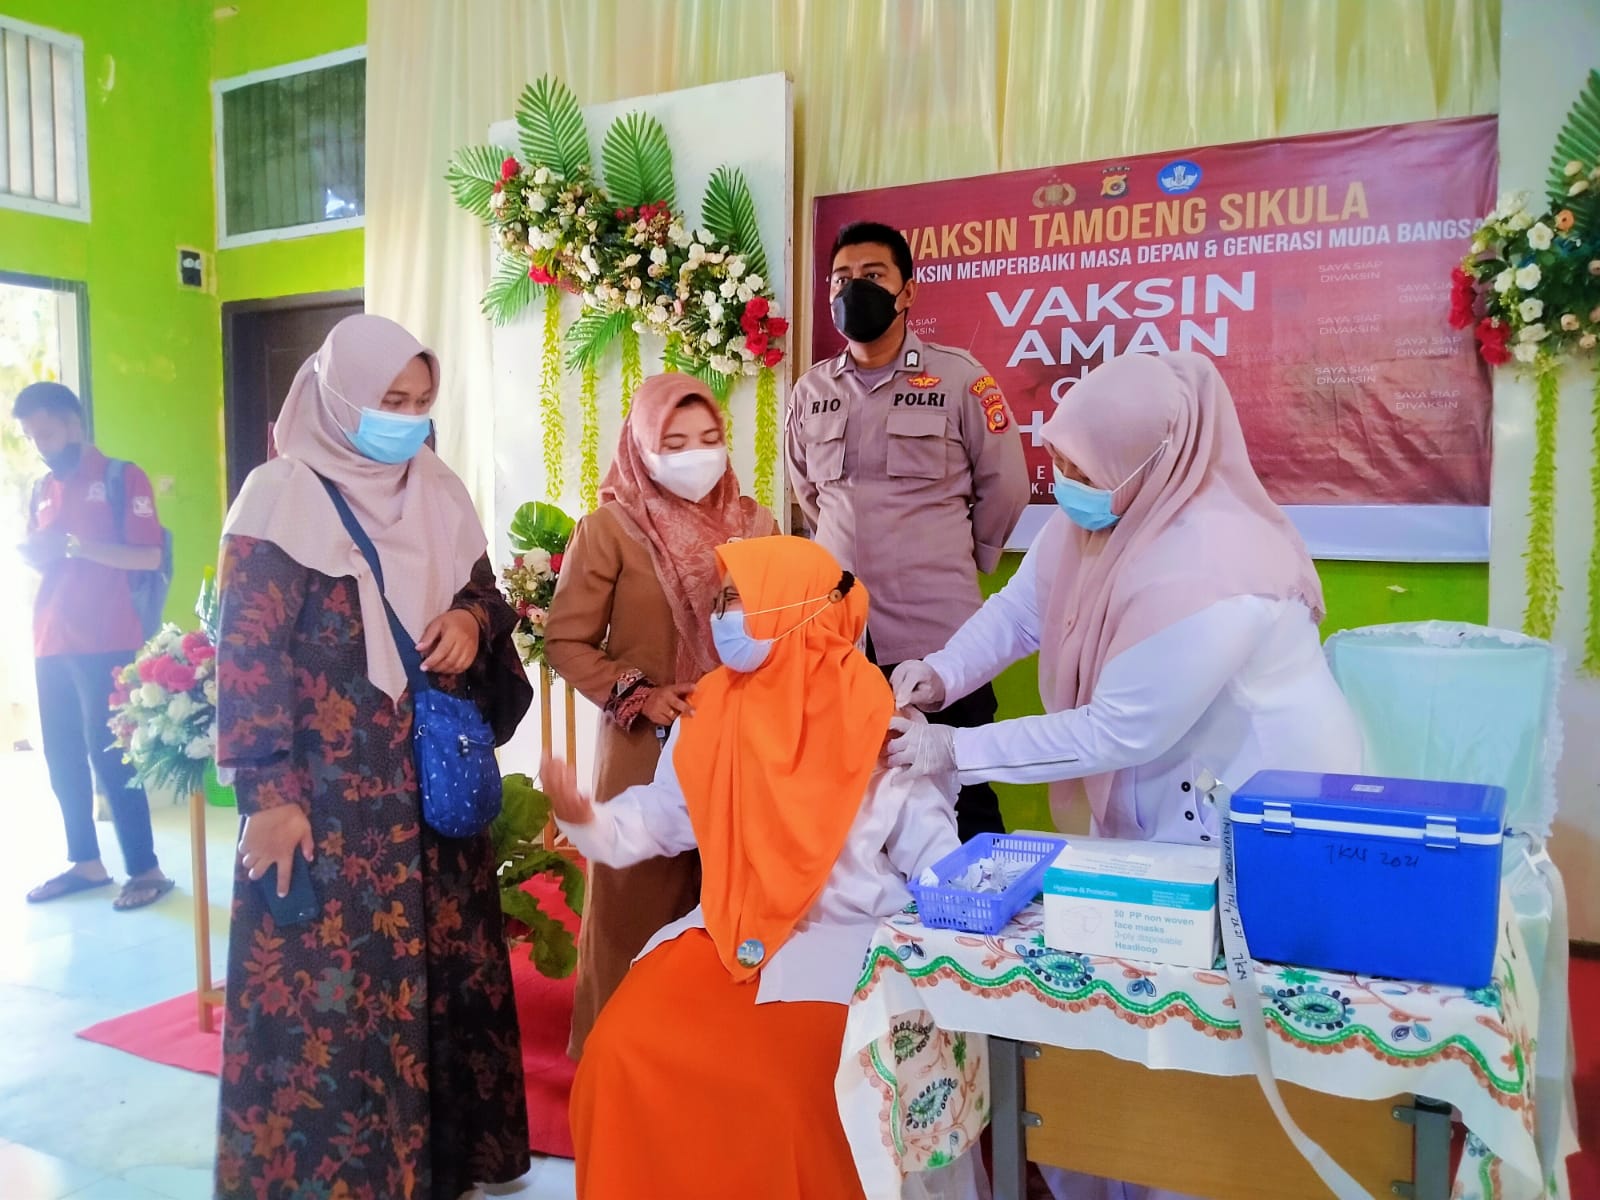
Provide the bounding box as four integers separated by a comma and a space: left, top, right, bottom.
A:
787, 221, 1028, 839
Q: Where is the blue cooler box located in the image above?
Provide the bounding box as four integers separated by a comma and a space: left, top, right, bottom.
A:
1230, 771, 1506, 988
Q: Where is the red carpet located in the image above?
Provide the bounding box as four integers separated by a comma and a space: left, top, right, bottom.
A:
76, 874, 583, 1159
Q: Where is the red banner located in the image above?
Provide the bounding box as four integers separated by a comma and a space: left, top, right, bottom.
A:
811, 117, 1497, 516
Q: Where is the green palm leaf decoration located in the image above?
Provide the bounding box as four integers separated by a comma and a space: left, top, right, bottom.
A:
445, 144, 515, 221
685, 357, 736, 404
702, 166, 769, 280
563, 308, 632, 372
602, 111, 675, 208
516, 76, 590, 178
1546, 68, 1600, 229
483, 252, 534, 326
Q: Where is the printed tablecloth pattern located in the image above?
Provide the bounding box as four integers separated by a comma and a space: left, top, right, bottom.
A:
837, 902, 1547, 1200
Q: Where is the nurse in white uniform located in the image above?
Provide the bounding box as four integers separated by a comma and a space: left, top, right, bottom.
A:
885, 351, 1365, 1200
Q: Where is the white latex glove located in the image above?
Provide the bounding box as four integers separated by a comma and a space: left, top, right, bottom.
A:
889, 660, 946, 711
885, 716, 957, 777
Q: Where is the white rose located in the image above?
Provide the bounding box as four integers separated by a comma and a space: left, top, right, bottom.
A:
490, 190, 509, 211
185, 737, 211, 760
528, 192, 549, 213
1515, 264, 1541, 290
628, 276, 643, 290
1518, 298, 1544, 322
727, 336, 747, 355
622, 253, 641, 268
1492, 268, 1514, 294
727, 258, 746, 278
1513, 343, 1539, 363
670, 223, 691, 248
746, 274, 764, 291
626, 290, 642, 307
702, 289, 717, 306
704, 327, 725, 346
534, 167, 551, 184
523, 548, 552, 575
650, 246, 668, 266
138, 683, 166, 708
1580, 333, 1598, 351
688, 243, 706, 263
647, 306, 669, 324
744, 361, 761, 377
167, 694, 195, 722
708, 301, 725, 325
1508, 211, 1534, 231
1493, 190, 1529, 218
1518, 323, 1548, 343
1526, 222, 1554, 250
1560, 313, 1581, 331
708, 251, 726, 264
736, 284, 754, 303
512, 629, 536, 662
710, 354, 738, 375
719, 280, 738, 298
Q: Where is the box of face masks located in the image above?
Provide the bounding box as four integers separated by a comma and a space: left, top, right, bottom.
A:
1041, 839, 1220, 968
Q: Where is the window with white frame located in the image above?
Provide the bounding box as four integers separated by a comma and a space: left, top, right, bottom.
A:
214, 47, 365, 247
0, 16, 89, 221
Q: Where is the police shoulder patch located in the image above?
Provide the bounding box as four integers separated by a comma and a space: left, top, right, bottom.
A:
979, 389, 1011, 433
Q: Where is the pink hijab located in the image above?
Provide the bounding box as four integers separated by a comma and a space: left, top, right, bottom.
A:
600, 373, 775, 682
1035, 351, 1324, 826
222, 314, 486, 702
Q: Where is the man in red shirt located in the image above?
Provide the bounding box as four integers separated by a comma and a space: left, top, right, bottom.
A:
14, 382, 173, 910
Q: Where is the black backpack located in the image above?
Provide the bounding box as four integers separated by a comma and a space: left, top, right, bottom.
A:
105, 459, 174, 640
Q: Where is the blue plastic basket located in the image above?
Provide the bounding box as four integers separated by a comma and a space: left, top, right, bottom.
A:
909, 833, 1067, 934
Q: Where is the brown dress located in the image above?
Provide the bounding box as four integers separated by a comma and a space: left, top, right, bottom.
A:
213, 536, 532, 1200
544, 502, 772, 1056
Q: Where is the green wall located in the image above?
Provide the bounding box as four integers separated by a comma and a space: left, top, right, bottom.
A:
0, 0, 223, 619
0, 0, 366, 620
987, 554, 1490, 832
211, 0, 366, 305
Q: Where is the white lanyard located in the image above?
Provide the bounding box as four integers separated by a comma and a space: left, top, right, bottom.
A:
1206, 771, 1374, 1200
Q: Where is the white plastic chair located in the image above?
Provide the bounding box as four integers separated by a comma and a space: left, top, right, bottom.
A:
1324, 621, 1575, 1192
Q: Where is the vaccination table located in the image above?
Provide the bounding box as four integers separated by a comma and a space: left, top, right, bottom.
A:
837, 901, 1555, 1200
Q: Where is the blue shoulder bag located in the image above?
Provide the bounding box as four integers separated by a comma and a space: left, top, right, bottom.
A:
318, 476, 502, 839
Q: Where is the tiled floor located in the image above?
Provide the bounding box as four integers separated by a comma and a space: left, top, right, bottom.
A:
0, 750, 577, 1200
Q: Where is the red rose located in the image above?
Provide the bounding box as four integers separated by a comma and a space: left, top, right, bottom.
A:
744, 296, 770, 321
746, 333, 769, 357
500, 156, 520, 181
550, 553, 564, 574
1475, 317, 1511, 366
529, 265, 557, 286
492, 181, 503, 195
739, 312, 758, 338
766, 317, 789, 336
763, 348, 784, 368
136, 657, 161, 683
181, 631, 215, 663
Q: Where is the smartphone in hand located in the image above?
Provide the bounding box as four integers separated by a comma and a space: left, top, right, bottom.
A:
257, 855, 319, 927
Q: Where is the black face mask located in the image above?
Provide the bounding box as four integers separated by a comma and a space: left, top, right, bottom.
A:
831, 278, 905, 344
43, 442, 84, 476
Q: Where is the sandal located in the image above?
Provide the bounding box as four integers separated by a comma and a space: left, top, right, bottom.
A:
27, 871, 113, 904
113, 876, 176, 911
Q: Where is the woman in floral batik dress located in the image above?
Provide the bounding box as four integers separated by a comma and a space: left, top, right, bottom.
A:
212, 315, 533, 1200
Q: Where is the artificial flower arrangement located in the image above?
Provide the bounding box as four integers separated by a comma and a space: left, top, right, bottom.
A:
501, 500, 576, 667
1447, 69, 1600, 670
109, 624, 219, 798
447, 77, 786, 512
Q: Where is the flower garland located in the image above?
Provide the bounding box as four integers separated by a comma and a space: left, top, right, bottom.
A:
446, 76, 785, 513
539, 285, 564, 498
109, 625, 218, 797
754, 365, 779, 508
579, 360, 601, 512
1450, 71, 1600, 667
620, 324, 644, 416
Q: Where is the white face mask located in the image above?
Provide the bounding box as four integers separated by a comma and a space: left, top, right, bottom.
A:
642, 445, 728, 503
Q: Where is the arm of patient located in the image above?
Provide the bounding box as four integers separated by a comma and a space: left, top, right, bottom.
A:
555, 725, 699, 868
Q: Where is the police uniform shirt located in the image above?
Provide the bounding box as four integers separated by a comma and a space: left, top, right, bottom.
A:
786, 330, 1029, 665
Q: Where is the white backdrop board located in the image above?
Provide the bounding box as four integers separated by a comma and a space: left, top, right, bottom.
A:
488, 72, 793, 781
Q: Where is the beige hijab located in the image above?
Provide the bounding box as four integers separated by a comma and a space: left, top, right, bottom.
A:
222, 314, 486, 702
1036, 351, 1324, 827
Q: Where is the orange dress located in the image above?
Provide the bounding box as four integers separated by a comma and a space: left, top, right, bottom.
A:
569, 929, 866, 1200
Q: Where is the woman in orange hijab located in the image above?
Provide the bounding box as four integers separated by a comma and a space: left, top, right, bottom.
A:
541, 535, 965, 1200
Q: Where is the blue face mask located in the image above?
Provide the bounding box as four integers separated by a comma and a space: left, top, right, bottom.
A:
1053, 471, 1120, 531
318, 359, 434, 464
348, 408, 433, 464
709, 610, 774, 673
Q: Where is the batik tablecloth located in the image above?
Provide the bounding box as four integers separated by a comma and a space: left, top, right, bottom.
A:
837, 901, 1548, 1200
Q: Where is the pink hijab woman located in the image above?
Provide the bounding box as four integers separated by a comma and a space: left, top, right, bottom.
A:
886, 351, 1363, 851
211, 314, 534, 1200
